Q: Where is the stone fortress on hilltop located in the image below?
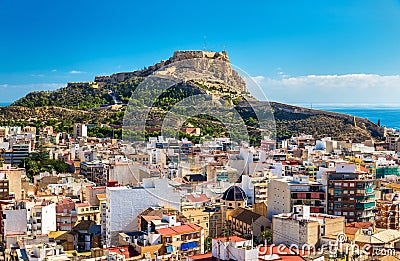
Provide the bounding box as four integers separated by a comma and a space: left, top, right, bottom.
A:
90, 50, 246, 92
171, 50, 230, 62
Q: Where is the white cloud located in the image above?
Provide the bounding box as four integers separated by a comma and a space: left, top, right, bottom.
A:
252, 74, 400, 104
251, 76, 265, 85
69, 70, 85, 74
30, 74, 45, 77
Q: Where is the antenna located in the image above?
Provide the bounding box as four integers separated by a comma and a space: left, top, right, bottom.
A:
204, 36, 207, 51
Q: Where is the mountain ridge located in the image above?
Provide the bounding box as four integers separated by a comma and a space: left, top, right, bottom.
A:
6, 50, 385, 142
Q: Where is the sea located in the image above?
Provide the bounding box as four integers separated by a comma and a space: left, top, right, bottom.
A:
295, 103, 400, 130
0, 103, 10, 107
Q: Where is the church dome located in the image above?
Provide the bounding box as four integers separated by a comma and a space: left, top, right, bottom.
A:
222, 185, 247, 201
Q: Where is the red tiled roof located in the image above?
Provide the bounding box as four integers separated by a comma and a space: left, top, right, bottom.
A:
346, 222, 373, 229
156, 223, 202, 236
345, 227, 360, 235
213, 236, 247, 243
186, 194, 210, 203
106, 246, 134, 258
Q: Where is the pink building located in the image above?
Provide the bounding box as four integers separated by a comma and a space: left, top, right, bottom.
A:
56, 197, 77, 231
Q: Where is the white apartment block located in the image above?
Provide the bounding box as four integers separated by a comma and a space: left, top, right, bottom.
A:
105, 178, 180, 246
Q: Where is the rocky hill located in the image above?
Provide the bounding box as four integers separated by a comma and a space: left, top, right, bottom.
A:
5, 51, 385, 143
269, 102, 384, 141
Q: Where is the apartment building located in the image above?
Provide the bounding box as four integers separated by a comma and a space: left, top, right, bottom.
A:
324, 163, 376, 222
375, 199, 400, 229
80, 161, 108, 186
56, 198, 78, 231
105, 179, 180, 246
272, 205, 345, 247
29, 200, 57, 236
156, 222, 204, 258
0, 172, 9, 199
73, 123, 88, 138
267, 175, 326, 219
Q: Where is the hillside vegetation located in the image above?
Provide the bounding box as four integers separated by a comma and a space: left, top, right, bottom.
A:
5, 51, 385, 143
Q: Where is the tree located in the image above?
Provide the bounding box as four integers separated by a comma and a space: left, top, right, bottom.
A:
262, 230, 272, 245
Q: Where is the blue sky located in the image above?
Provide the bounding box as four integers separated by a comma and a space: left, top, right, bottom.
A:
1, 0, 400, 104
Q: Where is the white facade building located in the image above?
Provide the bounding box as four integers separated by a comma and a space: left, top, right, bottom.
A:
105, 178, 180, 246
73, 123, 87, 138
3, 208, 28, 237
30, 202, 57, 236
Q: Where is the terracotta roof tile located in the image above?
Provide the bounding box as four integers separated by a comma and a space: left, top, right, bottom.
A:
186, 194, 210, 203
156, 223, 202, 236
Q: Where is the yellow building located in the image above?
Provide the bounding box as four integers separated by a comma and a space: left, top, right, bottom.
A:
181, 205, 223, 238
76, 202, 100, 224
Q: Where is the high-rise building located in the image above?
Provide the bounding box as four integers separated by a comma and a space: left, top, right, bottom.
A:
324, 163, 375, 222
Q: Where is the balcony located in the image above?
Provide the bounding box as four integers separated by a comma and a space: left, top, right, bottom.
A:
356, 202, 375, 210
291, 192, 325, 200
